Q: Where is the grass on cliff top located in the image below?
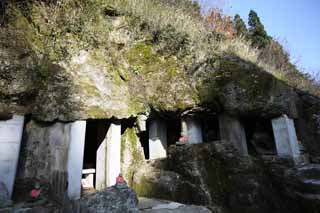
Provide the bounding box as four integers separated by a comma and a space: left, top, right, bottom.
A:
105, 0, 319, 96
2, 0, 319, 96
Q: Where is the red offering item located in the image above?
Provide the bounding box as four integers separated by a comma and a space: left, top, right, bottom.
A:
179, 135, 188, 143
116, 174, 124, 183
30, 189, 41, 199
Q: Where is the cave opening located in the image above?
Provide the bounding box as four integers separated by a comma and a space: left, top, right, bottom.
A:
138, 113, 182, 160
242, 117, 276, 156
137, 126, 149, 160
82, 119, 110, 191
201, 114, 220, 142
166, 118, 182, 148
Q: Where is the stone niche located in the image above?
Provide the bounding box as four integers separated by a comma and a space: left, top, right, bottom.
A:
219, 114, 248, 156
17, 118, 124, 201
148, 118, 167, 159
16, 120, 86, 201
242, 117, 276, 155
81, 119, 122, 190
181, 116, 203, 144
147, 115, 183, 160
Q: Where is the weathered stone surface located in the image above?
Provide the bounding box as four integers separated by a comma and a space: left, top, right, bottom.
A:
295, 91, 320, 159
132, 160, 207, 206
16, 121, 71, 185
198, 61, 299, 117
0, 182, 11, 208
139, 197, 212, 213
133, 142, 305, 213
121, 127, 145, 185
272, 115, 300, 161
80, 184, 139, 213
16, 120, 86, 200
218, 114, 248, 156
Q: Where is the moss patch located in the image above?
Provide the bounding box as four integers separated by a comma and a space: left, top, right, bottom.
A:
85, 106, 108, 118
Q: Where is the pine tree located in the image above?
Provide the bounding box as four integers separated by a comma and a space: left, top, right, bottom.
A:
248, 10, 270, 48
234, 14, 248, 37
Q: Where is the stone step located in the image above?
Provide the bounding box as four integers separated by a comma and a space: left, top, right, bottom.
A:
295, 179, 320, 194
295, 192, 320, 201
296, 164, 320, 179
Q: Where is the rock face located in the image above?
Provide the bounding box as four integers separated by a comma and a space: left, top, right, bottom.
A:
132, 160, 207, 206
80, 184, 139, 213
132, 142, 305, 213
0, 181, 11, 208
121, 127, 145, 185
282, 164, 320, 210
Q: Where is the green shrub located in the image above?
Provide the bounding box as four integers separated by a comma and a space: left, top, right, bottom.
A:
153, 25, 190, 57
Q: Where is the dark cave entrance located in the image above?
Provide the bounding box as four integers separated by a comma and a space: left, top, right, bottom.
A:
82, 119, 110, 190
122, 117, 149, 160
242, 117, 276, 155
137, 125, 149, 160
137, 114, 182, 160
166, 118, 182, 147
201, 114, 220, 142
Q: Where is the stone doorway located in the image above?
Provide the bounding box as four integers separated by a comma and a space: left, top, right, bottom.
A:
242, 117, 276, 156
82, 120, 110, 192
202, 115, 220, 142
166, 119, 182, 148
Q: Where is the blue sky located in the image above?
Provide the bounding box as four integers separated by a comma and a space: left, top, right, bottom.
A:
198, 0, 320, 75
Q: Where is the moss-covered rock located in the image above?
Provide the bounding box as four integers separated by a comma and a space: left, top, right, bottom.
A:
121, 127, 145, 185
198, 57, 298, 117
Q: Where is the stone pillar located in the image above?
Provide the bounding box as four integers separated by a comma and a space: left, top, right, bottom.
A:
137, 114, 148, 132
106, 122, 121, 187
182, 117, 203, 144
219, 114, 248, 156
96, 136, 107, 190
272, 115, 300, 159
67, 121, 86, 200
0, 115, 24, 198
149, 118, 167, 159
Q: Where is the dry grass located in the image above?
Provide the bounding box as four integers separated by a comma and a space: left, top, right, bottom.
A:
3, 0, 319, 96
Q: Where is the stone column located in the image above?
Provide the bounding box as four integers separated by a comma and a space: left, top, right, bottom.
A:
0, 115, 24, 198
219, 114, 248, 156
182, 117, 203, 144
96, 136, 107, 190
149, 118, 167, 159
106, 122, 121, 187
137, 114, 148, 132
67, 121, 86, 200
272, 115, 300, 159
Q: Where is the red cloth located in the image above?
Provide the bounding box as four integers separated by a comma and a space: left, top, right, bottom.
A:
116, 175, 124, 183
30, 189, 41, 199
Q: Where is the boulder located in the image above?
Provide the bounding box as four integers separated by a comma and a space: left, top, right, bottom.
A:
80, 184, 139, 213
0, 182, 11, 208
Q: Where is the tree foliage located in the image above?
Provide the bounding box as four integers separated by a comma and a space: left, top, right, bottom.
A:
248, 10, 270, 48
233, 14, 247, 37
